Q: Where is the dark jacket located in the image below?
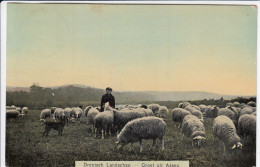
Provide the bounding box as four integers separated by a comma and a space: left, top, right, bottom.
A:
100, 93, 115, 112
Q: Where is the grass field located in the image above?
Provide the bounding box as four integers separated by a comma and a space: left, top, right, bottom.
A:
6, 109, 256, 167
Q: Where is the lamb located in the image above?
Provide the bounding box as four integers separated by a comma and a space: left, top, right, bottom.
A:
172, 108, 191, 128
115, 117, 166, 152
238, 114, 256, 141
247, 101, 256, 107
6, 110, 20, 122
64, 107, 73, 122
240, 107, 255, 117
42, 118, 66, 137
178, 102, 191, 109
158, 106, 169, 118
54, 108, 65, 120
217, 107, 237, 126
21, 107, 28, 114
86, 107, 99, 132
40, 109, 51, 120
213, 115, 242, 154
185, 106, 204, 122
94, 102, 114, 139
182, 115, 206, 147
147, 104, 160, 116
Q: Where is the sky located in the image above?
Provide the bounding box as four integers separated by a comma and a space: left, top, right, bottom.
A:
6, 4, 257, 95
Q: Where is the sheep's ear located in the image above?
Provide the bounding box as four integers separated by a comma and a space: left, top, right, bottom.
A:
115, 140, 119, 144
117, 144, 122, 150
232, 144, 236, 149
202, 137, 206, 140
193, 136, 198, 140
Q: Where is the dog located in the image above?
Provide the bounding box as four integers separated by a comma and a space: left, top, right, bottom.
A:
42, 118, 66, 137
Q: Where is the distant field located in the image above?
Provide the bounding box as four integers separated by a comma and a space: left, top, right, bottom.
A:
6, 110, 256, 167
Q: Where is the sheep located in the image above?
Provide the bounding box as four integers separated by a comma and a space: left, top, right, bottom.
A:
233, 102, 240, 107
72, 107, 83, 120
144, 109, 154, 116
42, 118, 66, 137
138, 104, 148, 109
240, 107, 254, 117
40, 109, 51, 121
201, 105, 219, 119
147, 104, 160, 116
172, 108, 191, 128
213, 115, 242, 154
16, 107, 22, 114
21, 107, 28, 114
54, 108, 65, 120
50, 107, 57, 114
217, 107, 237, 126
115, 117, 166, 152
189, 105, 201, 111
178, 102, 191, 109
86, 107, 99, 132
182, 115, 206, 147
64, 108, 73, 122
84, 106, 93, 116
158, 106, 169, 118
238, 114, 256, 142
113, 108, 143, 133
226, 102, 234, 107
251, 112, 256, 116
6, 110, 20, 122
247, 101, 256, 107
185, 106, 204, 122
94, 102, 114, 139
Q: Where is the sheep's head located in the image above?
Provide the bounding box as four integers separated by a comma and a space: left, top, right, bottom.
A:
193, 136, 206, 147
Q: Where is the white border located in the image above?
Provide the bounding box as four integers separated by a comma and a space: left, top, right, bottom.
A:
1, 1, 259, 167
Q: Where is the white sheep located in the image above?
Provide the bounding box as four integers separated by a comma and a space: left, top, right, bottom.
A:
86, 107, 99, 132
6, 110, 20, 122
21, 107, 28, 114
115, 117, 166, 152
172, 108, 191, 128
247, 101, 256, 107
213, 115, 242, 154
50, 107, 57, 114
143, 109, 154, 116
238, 114, 256, 141
84, 106, 93, 117
64, 107, 73, 122
40, 109, 51, 120
16, 107, 22, 114
158, 106, 169, 118
178, 102, 191, 109
147, 104, 160, 116
94, 102, 114, 139
182, 115, 206, 147
217, 107, 238, 126
240, 107, 255, 117
233, 102, 240, 107
54, 108, 65, 120
201, 105, 219, 119
185, 106, 204, 122
73, 107, 83, 120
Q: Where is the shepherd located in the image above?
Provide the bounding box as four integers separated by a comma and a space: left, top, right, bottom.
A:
100, 87, 115, 112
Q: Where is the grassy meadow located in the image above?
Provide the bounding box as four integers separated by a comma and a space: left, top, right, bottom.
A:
6, 109, 256, 167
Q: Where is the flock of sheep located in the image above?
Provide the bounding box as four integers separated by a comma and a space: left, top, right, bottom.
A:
6, 105, 28, 121
6, 100, 256, 154
173, 101, 256, 154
